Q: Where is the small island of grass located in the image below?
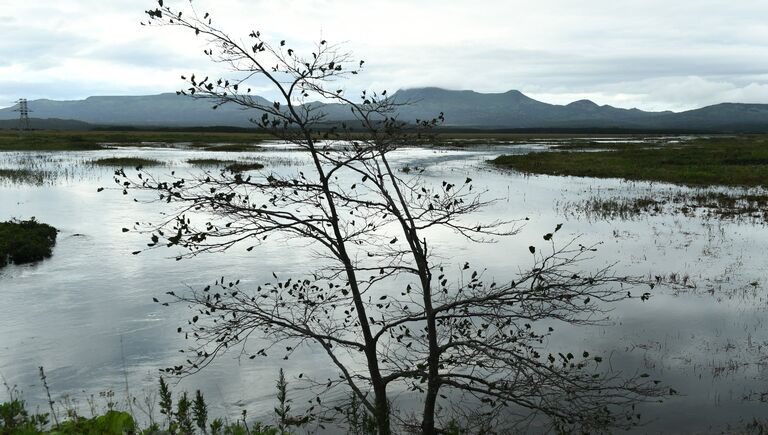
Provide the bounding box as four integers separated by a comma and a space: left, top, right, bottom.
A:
187, 159, 265, 172
90, 157, 164, 167
187, 158, 238, 166
225, 162, 264, 172
0, 218, 58, 268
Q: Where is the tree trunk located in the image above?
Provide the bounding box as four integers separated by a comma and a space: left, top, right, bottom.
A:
301, 134, 392, 434
418, 256, 440, 435
373, 381, 392, 435
421, 386, 438, 435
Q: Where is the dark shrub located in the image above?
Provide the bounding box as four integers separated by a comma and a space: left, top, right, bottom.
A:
0, 218, 58, 267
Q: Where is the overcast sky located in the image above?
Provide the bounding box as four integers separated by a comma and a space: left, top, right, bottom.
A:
2, 0, 767, 111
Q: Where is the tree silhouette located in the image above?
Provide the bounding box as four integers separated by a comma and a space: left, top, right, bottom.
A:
118, 2, 666, 433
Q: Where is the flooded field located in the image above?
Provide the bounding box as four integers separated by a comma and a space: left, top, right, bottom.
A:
1, 138, 767, 433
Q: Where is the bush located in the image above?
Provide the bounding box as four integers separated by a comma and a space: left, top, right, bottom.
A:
0, 218, 57, 268
50, 410, 135, 435
0, 398, 49, 434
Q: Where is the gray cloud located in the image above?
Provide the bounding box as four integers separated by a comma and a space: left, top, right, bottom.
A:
2, 0, 768, 111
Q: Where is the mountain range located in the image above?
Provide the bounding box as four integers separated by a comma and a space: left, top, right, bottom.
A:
2, 88, 767, 132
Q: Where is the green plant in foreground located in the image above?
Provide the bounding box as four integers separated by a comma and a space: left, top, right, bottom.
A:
155, 377, 285, 435
49, 410, 136, 435
176, 392, 194, 434
343, 393, 376, 435
1, 370, 301, 435
0, 399, 49, 435
193, 390, 207, 433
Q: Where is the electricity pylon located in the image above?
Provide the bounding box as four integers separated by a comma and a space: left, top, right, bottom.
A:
13, 98, 31, 135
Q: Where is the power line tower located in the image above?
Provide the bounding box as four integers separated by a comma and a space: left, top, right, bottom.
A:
13, 98, 31, 135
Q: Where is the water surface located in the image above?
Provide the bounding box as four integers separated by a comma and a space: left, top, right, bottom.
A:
1, 142, 766, 432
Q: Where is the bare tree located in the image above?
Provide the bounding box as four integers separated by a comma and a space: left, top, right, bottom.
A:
119, 2, 665, 433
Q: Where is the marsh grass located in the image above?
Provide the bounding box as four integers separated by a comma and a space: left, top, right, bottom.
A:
187, 158, 238, 166
559, 190, 768, 223
90, 157, 164, 167
0, 168, 49, 185
201, 143, 264, 152
186, 159, 266, 172
492, 136, 768, 187
0, 152, 90, 185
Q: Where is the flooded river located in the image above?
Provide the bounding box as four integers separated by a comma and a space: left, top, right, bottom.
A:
1, 140, 767, 432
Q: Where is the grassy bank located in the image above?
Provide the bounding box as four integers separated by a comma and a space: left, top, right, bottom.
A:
0, 218, 57, 268
0, 131, 269, 152
491, 136, 768, 187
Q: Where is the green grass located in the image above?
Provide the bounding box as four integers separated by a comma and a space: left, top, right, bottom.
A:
0, 130, 268, 151
0, 133, 104, 151
0, 218, 57, 267
492, 136, 768, 187
90, 157, 164, 167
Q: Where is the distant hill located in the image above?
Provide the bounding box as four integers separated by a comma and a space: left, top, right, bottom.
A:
387, 88, 666, 129
0, 94, 269, 128
1, 88, 766, 132
0, 118, 93, 131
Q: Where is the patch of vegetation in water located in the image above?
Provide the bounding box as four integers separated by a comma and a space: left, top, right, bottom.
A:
201, 143, 264, 152
559, 191, 768, 222
549, 140, 666, 151
89, 157, 164, 167
492, 135, 768, 187
0, 218, 58, 267
0, 168, 48, 185
187, 159, 265, 171
187, 158, 238, 166
225, 161, 264, 172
